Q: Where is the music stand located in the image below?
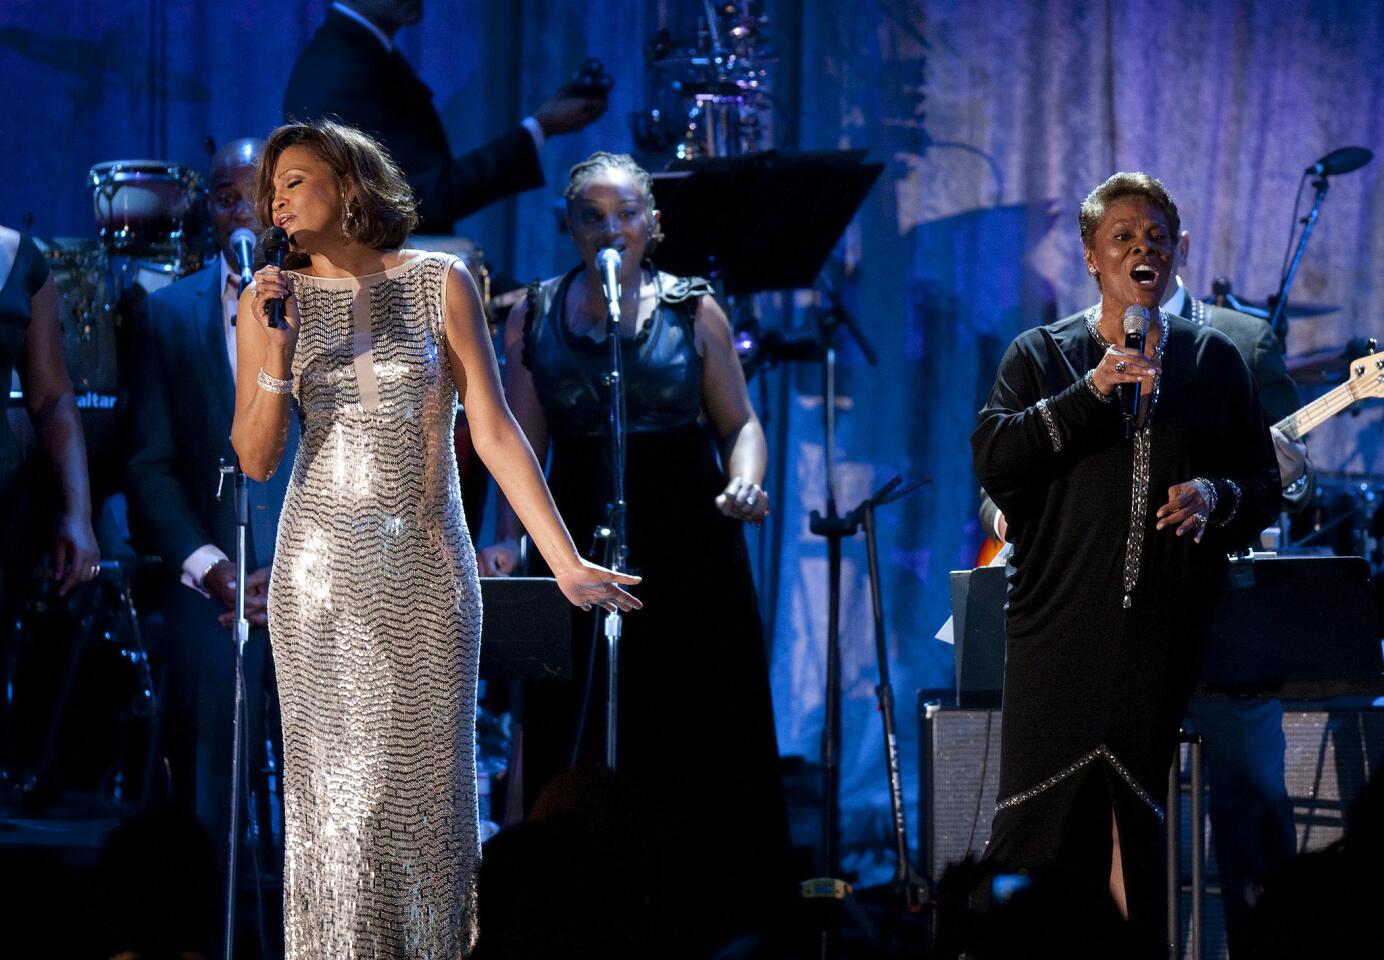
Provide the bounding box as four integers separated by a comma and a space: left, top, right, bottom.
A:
479, 578, 572, 680
655, 152, 923, 947
650, 150, 883, 293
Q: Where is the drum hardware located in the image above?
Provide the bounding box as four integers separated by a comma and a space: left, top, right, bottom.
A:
1210, 277, 1340, 321
1265, 146, 1372, 349
0, 560, 158, 816
631, 1, 778, 161
1286, 337, 1377, 387
1287, 479, 1384, 572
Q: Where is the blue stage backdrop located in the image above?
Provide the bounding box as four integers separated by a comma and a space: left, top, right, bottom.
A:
2, 0, 1382, 883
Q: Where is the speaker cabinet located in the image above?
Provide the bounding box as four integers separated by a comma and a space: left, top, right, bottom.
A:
918, 702, 1384, 878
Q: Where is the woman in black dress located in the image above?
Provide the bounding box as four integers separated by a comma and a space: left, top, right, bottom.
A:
971, 173, 1279, 946
0, 226, 99, 609
480, 152, 788, 952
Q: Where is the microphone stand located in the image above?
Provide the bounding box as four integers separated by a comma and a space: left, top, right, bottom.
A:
860, 477, 931, 914
598, 270, 629, 770
804, 279, 892, 959
1267, 174, 1330, 351
216, 457, 251, 960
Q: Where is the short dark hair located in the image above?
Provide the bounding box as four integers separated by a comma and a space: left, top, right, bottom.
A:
1078, 171, 1180, 247
256, 119, 418, 264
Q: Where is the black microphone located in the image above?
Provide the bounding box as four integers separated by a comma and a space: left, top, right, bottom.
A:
260, 226, 290, 329
1304, 146, 1373, 177
1119, 305, 1150, 439
229, 227, 256, 291
596, 247, 622, 324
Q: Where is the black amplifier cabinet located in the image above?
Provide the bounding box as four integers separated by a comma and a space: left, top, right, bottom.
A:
917, 701, 1384, 890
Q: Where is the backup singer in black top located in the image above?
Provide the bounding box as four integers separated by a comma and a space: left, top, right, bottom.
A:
970, 172, 1279, 947
479, 152, 789, 955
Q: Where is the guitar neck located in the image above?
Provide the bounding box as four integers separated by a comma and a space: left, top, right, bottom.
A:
1274, 380, 1357, 441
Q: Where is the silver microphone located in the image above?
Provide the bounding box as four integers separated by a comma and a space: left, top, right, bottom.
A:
596, 247, 622, 322
230, 227, 257, 289
1120, 304, 1151, 437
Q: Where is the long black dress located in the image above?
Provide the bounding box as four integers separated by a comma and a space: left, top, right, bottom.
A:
519, 267, 789, 950
970, 308, 1279, 943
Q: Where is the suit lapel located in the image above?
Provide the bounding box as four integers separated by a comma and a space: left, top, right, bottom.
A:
195, 269, 236, 421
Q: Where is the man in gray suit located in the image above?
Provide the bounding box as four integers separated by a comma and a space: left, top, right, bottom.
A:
125, 138, 297, 915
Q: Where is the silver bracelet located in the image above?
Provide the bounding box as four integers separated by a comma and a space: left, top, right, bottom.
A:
1214, 478, 1243, 527
1084, 368, 1115, 403
257, 368, 293, 395
1282, 473, 1309, 498
1191, 477, 1218, 518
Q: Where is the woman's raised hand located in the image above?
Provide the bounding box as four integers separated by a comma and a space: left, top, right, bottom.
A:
1090, 345, 1160, 397
554, 558, 642, 614
249, 265, 301, 345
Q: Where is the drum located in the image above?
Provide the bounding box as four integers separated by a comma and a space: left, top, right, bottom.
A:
1288, 477, 1384, 572
31, 238, 126, 496
1, 563, 158, 814
88, 160, 203, 258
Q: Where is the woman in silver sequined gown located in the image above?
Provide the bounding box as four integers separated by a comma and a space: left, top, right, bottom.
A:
230, 121, 639, 959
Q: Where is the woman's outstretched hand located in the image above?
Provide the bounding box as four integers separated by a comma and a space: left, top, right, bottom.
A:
554, 559, 643, 614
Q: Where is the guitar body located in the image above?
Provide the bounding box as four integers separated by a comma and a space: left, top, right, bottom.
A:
975, 535, 1006, 568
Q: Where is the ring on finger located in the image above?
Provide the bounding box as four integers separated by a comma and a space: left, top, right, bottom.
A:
1114, 360, 1128, 374
1193, 512, 1207, 527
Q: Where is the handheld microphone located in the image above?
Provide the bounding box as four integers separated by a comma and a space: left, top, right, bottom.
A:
1304, 146, 1373, 177
596, 247, 622, 325
229, 227, 257, 291
260, 226, 291, 329
1119, 305, 1150, 439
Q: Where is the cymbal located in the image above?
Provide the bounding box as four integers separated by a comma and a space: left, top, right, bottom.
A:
1288, 348, 1353, 385
1220, 297, 1341, 320
1286, 339, 1379, 385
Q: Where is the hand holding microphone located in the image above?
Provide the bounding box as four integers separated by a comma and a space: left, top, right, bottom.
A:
259, 226, 291, 329
1090, 307, 1160, 416
1116, 305, 1150, 437
249, 226, 298, 341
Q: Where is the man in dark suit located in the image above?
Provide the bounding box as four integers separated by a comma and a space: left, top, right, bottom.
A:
977, 227, 1311, 955
283, 0, 607, 234
125, 138, 296, 941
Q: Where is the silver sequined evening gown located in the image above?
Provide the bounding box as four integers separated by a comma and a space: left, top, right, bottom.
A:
268, 253, 480, 958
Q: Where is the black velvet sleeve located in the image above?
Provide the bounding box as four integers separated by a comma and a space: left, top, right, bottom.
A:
971, 331, 1121, 524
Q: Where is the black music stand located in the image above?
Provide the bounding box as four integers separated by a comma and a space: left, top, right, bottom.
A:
1197, 555, 1384, 699
479, 578, 571, 680
656, 152, 923, 954
650, 150, 883, 293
